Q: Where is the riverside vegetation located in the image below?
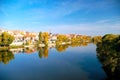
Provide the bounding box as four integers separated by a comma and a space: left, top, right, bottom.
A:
96, 34, 120, 80
0, 31, 102, 49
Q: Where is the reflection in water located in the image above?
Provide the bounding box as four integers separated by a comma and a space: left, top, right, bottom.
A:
37, 42, 91, 58
0, 51, 14, 64
24, 47, 37, 54
0, 44, 106, 80
55, 42, 90, 52
38, 46, 49, 58
96, 42, 120, 80
1, 40, 119, 80
71, 42, 89, 47
55, 44, 69, 52
2, 42, 93, 61
10, 47, 37, 54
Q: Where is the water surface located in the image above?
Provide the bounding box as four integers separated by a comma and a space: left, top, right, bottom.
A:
0, 44, 107, 80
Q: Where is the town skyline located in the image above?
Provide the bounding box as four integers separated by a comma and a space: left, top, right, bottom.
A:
0, 0, 120, 36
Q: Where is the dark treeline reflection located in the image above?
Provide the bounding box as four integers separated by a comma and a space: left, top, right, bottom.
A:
0, 51, 14, 64
96, 34, 120, 80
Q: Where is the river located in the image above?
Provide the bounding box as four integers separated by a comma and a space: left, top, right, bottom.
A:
0, 44, 107, 80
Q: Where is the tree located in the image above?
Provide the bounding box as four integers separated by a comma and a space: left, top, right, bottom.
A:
38, 32, 49, 46
0, 35, 2, 45
92, 36, 102, 44
43, 32, 49, 45
0, 32, 14, 46
56, 34, 70, 45
102, 34, 119, 43
38, 32, 43, 43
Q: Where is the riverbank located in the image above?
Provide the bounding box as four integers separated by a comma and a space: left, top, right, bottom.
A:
0, 41, 90, 51
0, 45, 24, 51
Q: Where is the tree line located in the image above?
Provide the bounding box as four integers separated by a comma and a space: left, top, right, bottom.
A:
0, 31, 103, 48
96, 34, 120, 80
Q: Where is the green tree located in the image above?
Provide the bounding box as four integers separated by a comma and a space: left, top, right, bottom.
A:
38, 32, 43, 44
0, 35, 2, 45
38, 32, 49, 46
102, 34, 119, 43
0, 32, 14, 46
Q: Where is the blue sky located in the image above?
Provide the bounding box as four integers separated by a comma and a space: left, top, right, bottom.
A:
0, 0, 120, 35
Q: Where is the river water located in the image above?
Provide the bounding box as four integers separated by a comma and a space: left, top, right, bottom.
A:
0, 44, 107, 80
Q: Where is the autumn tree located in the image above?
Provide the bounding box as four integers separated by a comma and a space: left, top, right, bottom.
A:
0, 32, 14, 46
56, 34, 70, 45
38, 32, 49, 46
92, 36, 102, 44
43, 32, 49, 45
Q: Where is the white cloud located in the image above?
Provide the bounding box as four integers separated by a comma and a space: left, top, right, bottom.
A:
1, 17, 120, 36
36, 18, 120, 36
